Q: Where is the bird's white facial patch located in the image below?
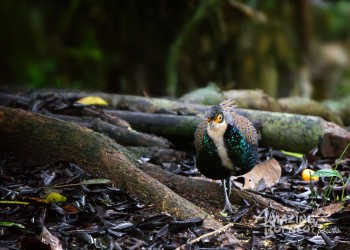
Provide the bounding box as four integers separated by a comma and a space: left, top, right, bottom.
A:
207, 121, 234, 171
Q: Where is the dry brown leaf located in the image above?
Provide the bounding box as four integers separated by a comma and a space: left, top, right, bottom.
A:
312, 202, 343, 221
41, 226, 63, 250
233, 158, 281, 190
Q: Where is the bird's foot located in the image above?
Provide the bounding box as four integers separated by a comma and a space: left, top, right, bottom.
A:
221, 178, 236, 214
221, 201, 237, 214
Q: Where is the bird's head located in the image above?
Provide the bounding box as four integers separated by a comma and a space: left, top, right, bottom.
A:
206, 105, 228, 133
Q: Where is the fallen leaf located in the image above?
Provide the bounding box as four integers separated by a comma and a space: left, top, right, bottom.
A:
312, 202, 342, 218
76, 96, 108, 106
0, 221, 25, 229
45, 192, 67, 203
41, 226, 63, 250
0, 200, 29, 205
63, 204, 80, 213
281, 150, 303, 159
233, 158, 281, 190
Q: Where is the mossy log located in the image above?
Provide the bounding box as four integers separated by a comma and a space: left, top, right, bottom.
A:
323, 96, 350, 126
184, 88, 343, 125
224, 89, 282, 112
179, 83, 225, 105
30, 90, 343, 125
29, 91, 350, 156
279, 96, 343, 126
109, 110, 350, 157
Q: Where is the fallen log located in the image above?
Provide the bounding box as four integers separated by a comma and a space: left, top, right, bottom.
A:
183, 88, 343, 125
29, 90, 344, 125
28, 91, 350, 156
324, 96, 350, 126
0, 93, 172, 148
29, 90, 206, 115
279, 96, 343, 126
108, 110, 350, 157
224, 89, 282, 112
40, 112, 172, 148
179, 83, 225, 105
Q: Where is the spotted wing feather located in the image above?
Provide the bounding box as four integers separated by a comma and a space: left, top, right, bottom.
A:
194, 120, 206, 153
220, 99, 258, 146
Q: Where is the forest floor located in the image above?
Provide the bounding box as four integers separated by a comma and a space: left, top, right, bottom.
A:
1, 91, 350, 249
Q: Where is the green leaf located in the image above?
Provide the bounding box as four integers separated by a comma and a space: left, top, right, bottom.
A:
312, 169, 342, 178
281, 150, 303, 159
81, 179, 113, 185
0, 221, 25, 229
0, 200, 29, 205
41, 179, 113, 189
219, 211, 228, 217
344, 195, 350, 201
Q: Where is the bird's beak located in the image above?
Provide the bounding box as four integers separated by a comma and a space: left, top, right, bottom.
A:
207, 118, 216, 129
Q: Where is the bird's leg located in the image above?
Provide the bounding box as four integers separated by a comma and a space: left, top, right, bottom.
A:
221, 178, 236, 214
227, 176, 232, 197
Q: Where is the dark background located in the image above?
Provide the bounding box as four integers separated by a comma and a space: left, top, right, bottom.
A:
1, 0, 349, 99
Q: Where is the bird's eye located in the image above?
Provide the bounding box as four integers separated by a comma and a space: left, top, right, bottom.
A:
216, 113, 223, 123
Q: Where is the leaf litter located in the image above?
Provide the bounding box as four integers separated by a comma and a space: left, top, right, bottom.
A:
1, 149, 350, 249
0, 161, 208, 249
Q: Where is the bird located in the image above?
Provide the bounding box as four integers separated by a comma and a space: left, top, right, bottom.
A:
194, 99, 259, 213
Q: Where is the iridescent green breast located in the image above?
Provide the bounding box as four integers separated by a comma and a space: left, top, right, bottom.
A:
196, 129, 232, 180
195, 124, 258, 179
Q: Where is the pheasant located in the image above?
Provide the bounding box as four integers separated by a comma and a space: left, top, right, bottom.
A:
194, 99, 259, 213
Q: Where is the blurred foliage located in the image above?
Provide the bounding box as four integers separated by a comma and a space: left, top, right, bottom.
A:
0, 0, 349, 98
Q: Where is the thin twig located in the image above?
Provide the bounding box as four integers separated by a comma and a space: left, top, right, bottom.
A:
39, 183, 84, 189
175, 222, 236, 250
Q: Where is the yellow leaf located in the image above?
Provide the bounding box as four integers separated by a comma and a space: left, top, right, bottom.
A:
45, 192, 67, 203
76, 96, 108, 105
319, 222, 333, 229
